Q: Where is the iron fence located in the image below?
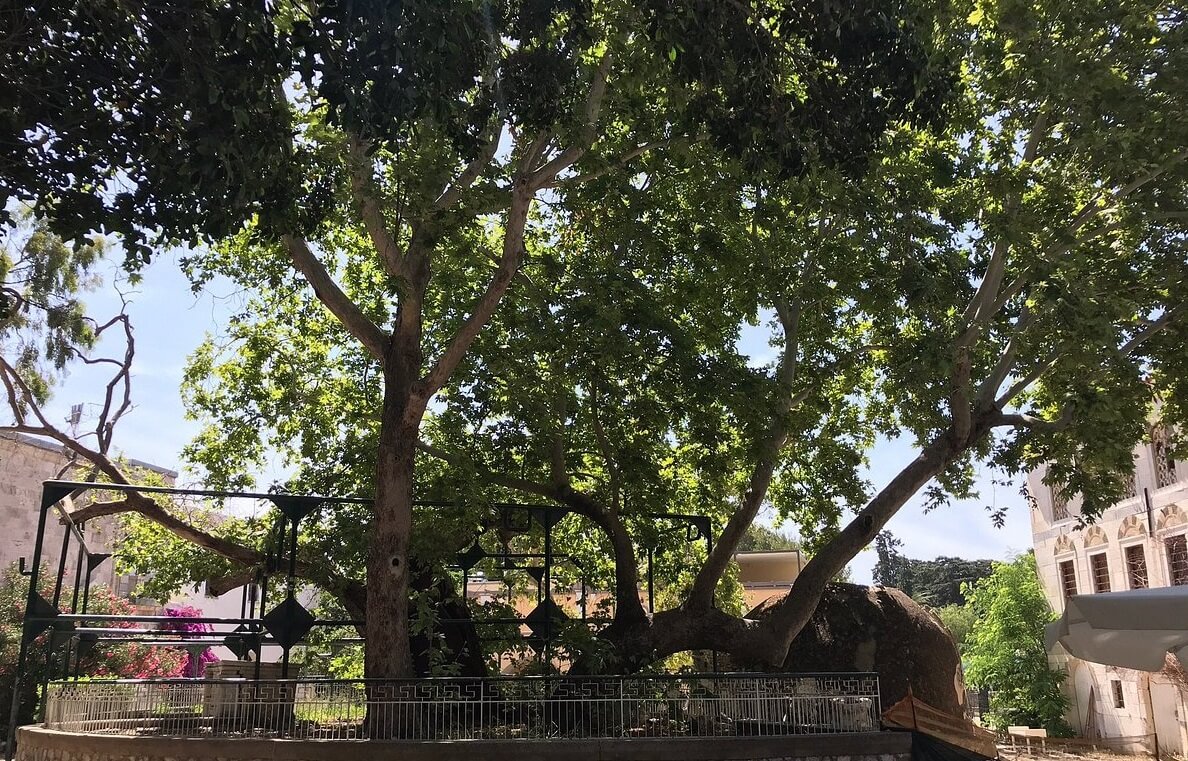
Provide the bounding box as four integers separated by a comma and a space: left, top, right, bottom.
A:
43, 673, 879, 740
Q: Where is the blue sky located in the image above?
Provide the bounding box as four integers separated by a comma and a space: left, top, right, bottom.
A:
40, 254, 1035, 584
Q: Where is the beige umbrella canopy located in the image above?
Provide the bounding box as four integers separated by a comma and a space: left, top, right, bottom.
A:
1046, 586, 1188, 671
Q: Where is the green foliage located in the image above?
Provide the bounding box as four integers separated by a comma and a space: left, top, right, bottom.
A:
964, 554, 1071, 736
872, 532, 992, 606
738, 525, 801, 553
935, 604, 976, 651
0, 213, 105, 403
1, 0, 945, 260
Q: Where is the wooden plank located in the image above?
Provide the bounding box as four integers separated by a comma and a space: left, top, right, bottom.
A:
882, 694, 998, 758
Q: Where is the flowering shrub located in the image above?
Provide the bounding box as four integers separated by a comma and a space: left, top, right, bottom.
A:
161, 604, 217, 676
1, 563, 191, 735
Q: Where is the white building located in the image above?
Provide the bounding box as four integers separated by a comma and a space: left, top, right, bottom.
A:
1029, 425, 1188, 755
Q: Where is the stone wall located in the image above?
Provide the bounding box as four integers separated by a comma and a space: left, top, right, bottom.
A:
17, 726, 912, 761
0, 434, 115, 590
0, 433, 175, 594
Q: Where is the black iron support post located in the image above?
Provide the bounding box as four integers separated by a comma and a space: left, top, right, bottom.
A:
6, 490, 54, 761
80, 566, 93, 615
69, 539, 84, 613
282, 512, 300, 678
543, 512, 553, 667
647, 547, 655, 614
51, 524, 70, 610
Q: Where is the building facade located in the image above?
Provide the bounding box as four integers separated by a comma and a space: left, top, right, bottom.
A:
0, 432, 177, 596
0, 433, 288, 663
1029, 426, 1188, 755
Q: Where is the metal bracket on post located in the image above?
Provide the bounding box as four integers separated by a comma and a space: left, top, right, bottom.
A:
40, 483, 77, 512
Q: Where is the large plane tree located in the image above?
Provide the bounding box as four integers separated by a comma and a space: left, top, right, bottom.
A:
0, 0, 948, 679
169, 0, 1188, 670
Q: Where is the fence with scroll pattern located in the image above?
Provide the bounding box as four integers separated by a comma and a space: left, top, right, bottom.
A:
43, 673, 880, 740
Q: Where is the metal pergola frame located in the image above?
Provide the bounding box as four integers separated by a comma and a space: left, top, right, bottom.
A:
5, 479, 715, 758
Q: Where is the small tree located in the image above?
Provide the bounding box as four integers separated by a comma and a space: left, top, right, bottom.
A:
964, 554, 1071, 736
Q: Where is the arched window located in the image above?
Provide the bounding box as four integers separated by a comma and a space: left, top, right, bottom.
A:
1051, 484, 1070, 521
1153, 426, 1179, 489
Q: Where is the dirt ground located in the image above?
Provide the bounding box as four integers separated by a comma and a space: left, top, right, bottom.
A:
999, 746, 1180, 761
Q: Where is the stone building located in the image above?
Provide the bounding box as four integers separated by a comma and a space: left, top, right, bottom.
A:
0, 432, 176, 597
1028, 424, 1188, 755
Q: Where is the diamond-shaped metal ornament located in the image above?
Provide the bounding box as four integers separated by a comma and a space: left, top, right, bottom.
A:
262, 597, 315, 650
456, 541, 486, 572
223, 624, 261, 660
525, 597, 568, 641
267, 495, 323, 525
22, 592, 60, 643
529, 507, 564, 530
86, 553, 112, 574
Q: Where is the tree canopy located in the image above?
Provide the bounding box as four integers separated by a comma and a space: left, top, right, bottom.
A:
872, 531, 993, 607
1, 0, 1186, 685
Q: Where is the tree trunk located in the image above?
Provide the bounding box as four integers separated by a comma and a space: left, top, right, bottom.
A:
364, 361, 420, 684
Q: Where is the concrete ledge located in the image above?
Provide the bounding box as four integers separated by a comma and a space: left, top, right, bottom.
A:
18, 726, 912, 761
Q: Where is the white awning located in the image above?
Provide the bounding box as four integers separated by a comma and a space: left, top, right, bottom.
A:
1046, 586, 1188, 672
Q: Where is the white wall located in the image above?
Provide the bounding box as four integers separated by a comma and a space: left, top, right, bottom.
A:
1030, 434, 1188, 752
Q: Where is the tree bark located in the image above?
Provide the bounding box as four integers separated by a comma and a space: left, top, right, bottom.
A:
365, 353, 425, 683
749, 430, 968, 661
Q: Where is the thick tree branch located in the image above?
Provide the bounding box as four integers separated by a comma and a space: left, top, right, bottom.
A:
685, 295, 803, 609
993, 410, 1073, 433
527, 54, 612, 190
995, 341, 1072, 408
419, 186, 532, 396
543, 136, 701, 189
951, 344, 973, 442
281, 234, 389, 361
974, 300, 1033, 409
435, 120, 504, 210
67, 493, 368, 622
752, 417, 989, 661
960, 111, 1049, 329
348, 137, 405, 281
589, 385, 621, 512
550, 390, 568, 488
1121, 306, 1182, 355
